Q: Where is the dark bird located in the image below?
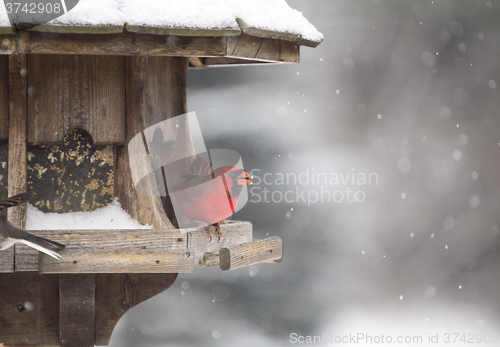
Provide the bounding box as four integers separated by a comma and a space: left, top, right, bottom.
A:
172, 156, 252, 241
0, 192, 65, 259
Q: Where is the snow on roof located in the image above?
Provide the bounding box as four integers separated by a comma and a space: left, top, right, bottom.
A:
0, 0, 323, 44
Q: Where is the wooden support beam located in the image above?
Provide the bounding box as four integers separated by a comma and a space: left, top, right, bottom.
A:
0, 32, 302, 64
16, 228, 189, 271
0, 55, 7, 141
15, 221, 253, 272
59, 274, 95, 347
41, 249, 195, 274
225, 34, 299, 64
219, 236, 283, 271
0, 31, 227, 56
0, 54, 27, 273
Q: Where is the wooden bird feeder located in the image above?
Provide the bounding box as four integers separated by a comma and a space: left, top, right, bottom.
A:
0, 3, 322, 346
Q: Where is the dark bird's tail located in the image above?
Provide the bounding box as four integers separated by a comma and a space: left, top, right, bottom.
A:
0, 191, 65, 259
6, 226, 65, 260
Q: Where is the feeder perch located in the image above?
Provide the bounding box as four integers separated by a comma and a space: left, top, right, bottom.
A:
0, 2, 322, 346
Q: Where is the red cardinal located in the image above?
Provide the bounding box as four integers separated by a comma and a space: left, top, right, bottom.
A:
171, 156, 252, 240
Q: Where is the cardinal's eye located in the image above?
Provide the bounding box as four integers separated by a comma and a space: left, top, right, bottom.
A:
229, 171, 236, 177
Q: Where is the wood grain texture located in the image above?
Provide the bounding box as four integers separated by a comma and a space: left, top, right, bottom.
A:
116, 56, 190, 230
95, 273, 177, 345
2, 54, 28, 273
0, 55, 7, 140
0, 31, 227, 56
188, 221, 253, 268
27, 54, 125, 145
225, 34, 300, 64
59, 274, 95, 347
0, 272, 60, 346
236, 18, 322, 48
42, 249, 194, 274
219, 236, 283, 271
279, 40, 300, 64
16, 222, 253, 272
0, 32, 302, 64
7, 54, 28, 227
16, 228, 188, 272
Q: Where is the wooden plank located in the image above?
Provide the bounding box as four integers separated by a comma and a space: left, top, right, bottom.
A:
15, 222, 252, 271
3, 31, 227, 56
230, 34, 265, 60
0, 272, 60, 346
42, 249, 194, 274
126, 24, 240, 37
95, 273, 177, 345
31, 24, 124, 34
236, 18, 322, 48
117, 56, 190, 229
255, 38, 280, 62
0, 55, 7, 141
59, 274, 95, 347
188, 221, 253, 267
219, 236, 283, 271
16, 228, 188, 271
280, 40, 300, 64
201, 57, 275, 68
27, 55, 125, 145
1, 54, 27, 273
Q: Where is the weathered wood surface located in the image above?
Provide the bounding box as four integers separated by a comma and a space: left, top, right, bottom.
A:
42, 249, 195, 274
0, 272, 178, 347
125, 24, 240, 37
0, 18, 322, 47
0, 54, 27, 273
15, 221, 254, 272
225, 34, 299, 63
188, 221, 253, 268
0, 55, 7, 141
0, 272, 60, 346
117, 56, 190, 230
236, 18, 322, 48
59, 274, 95, 347
95, 273, 177, 345
0, 32, 227, 56
0, 32, 302, 64
219, 236, 283, 271
17, 228, 188, 271
27, 55, 125, 145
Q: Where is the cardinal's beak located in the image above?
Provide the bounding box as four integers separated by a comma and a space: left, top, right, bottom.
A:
237, 171, 253, 185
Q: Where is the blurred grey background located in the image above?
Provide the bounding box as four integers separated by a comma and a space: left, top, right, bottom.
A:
110, 1, 500, 346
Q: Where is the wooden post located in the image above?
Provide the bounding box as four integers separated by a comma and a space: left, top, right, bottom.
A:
0, 54, 28, 273
0, 55, 8, 141
59, 275, 96, 347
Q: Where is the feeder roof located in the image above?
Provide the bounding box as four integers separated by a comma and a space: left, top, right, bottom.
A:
0, 0, 323, 47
